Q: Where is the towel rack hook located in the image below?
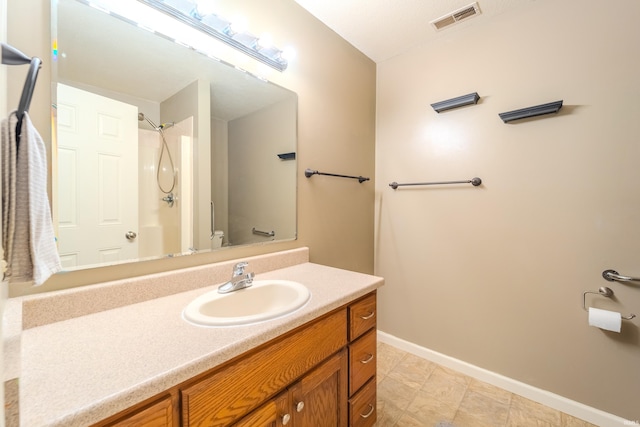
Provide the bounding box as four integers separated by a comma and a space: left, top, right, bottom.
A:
2, 43, 42, 142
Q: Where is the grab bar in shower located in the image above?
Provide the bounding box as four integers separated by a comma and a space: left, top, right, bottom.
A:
602, 269, 640, 283
389, 177, 482, 190
305, 168, 370, 183
252, 228, 275, 237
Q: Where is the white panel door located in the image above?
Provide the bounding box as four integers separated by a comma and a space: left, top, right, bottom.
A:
56, 83, 138, 268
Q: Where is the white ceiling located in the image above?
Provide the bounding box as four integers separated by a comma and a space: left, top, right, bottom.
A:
294, 0, 537, 63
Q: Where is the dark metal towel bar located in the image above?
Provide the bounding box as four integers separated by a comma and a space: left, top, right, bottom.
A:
389, 177, 482, 189
305, 168, 370, 183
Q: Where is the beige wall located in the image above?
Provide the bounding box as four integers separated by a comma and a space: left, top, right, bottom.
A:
228, 97, 297, 246
375, 0, 640, 419
6, 0, 376, 296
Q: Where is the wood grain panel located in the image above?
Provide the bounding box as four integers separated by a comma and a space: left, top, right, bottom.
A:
290, 350, 348, 427
104, 395, 174, 427
348, 329, 376, 396
348, 378, 376, 427
181, 310, 347, 427
348, 293, 376, 341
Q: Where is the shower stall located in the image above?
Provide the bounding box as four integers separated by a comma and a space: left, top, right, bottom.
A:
138, 113, 194, 258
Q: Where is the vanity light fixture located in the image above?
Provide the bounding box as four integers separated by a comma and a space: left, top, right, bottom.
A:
430, 92, 480, 113
139, 0, 289, 71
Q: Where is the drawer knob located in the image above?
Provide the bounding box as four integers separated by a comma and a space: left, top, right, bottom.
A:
360, 353, 374, 364
360, 404, 375, 418
282, 413, 291, 425
296, 401, 305, 412
360, 311, 375, 320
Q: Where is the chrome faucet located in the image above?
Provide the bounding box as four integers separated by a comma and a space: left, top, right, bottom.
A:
218, 261, 255, 294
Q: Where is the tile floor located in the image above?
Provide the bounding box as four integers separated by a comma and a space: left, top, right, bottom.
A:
374, 342, 598, 427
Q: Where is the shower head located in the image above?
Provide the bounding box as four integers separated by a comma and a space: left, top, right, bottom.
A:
138, 112, 160, 131
138, 112, 175, 132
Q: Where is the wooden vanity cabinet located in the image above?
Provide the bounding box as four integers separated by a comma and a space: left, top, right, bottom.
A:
181, 309, 347, 426
91, 291, 377, 427
347, 293, 377, 427
233, 350, 347, 427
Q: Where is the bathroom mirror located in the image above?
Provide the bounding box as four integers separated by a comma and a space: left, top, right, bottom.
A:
52, 0, 297, 270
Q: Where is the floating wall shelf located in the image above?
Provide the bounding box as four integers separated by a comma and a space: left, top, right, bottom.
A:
277, 152, 296, 160
499, 100, 563, 123
431, 92, 480, 113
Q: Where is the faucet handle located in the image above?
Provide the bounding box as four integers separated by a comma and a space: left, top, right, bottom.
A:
232, 261, 248, 276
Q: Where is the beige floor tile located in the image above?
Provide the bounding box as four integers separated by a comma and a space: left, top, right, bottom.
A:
457, 389, 510, 426
374, 399, 404, 427
560, 413, 598, 427
454, 408, 508, 427
507, 395, 561, 426
466, 379, 512, 406
377, 342, 406, 376
376, 344, 595, 427
377, 375, 420, 411
395, 412, 440, 427
433, 365, 472, 386
405, 388, 458, 425
386, 352, 435, 390
420, 366, 470, 408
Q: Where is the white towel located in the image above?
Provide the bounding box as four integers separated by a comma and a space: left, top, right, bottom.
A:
1, 111, 61, 285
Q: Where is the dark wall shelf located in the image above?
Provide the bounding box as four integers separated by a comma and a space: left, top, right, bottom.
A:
499, 100, 563, 123
431, 92, 480, 113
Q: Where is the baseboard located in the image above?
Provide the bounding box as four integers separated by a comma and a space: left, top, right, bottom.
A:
377, 330, 632, 427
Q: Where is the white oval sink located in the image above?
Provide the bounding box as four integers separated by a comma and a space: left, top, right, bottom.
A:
183, 280, 311, 327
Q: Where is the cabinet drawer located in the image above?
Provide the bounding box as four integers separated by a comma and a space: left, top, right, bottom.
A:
348, 329, 376, 396
348, 378, 376, 427
181, 309, 347, 427
348, 293, 376, 341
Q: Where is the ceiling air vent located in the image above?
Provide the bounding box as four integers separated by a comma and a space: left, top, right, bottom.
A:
430, 2, 481, 31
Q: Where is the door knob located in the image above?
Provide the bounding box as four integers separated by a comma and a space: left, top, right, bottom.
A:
125, 231, 137, 241
295, 401, 304, 412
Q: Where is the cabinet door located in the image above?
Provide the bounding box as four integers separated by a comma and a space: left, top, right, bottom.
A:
290, 350, 348, 427
107, 396, 174, 427
233, 393, 289, 427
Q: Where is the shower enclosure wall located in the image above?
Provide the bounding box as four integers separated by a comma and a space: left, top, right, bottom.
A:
138, 117, 194, 258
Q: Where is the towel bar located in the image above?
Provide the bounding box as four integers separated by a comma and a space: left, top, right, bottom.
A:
389, 177, 482, 189
252, 228, 275, 237
305, 168, 370, 183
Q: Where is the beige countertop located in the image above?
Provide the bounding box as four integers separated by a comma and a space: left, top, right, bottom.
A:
13, 258, 383, 427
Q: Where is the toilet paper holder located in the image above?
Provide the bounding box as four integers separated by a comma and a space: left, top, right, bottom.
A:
583, 287, 636, 320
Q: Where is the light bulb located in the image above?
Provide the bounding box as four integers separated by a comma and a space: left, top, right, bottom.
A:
256, 33, 273, 50
194, 0, 216, 17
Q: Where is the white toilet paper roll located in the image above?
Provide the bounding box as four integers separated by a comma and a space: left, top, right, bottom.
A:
588, 307, 622, 333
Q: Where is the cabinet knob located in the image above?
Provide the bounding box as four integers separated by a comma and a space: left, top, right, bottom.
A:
281, 413, 291, 425
295, 401, 305, 412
